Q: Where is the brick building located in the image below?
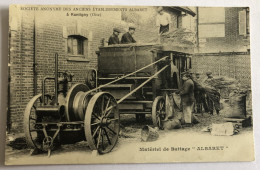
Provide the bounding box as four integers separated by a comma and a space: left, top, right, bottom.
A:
192, 7, 251, 87
197, 7, 250, 53
8, 5, 195, 132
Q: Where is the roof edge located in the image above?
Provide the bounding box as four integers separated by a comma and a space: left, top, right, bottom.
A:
170, 7, 196, 17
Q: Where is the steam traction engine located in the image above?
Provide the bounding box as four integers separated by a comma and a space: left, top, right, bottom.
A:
24, 53, 120, 155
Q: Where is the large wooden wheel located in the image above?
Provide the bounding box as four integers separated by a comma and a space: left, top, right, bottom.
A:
152, 96, 166, 129
85, 92, 120, 154
24, 94, 44, 151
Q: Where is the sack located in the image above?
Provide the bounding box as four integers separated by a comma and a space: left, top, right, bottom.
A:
172, 93, 181, 110
163, 119, 182, 130
141, 125, 159, 142
211, 123, 238, 136
225, 91, 247, 118
192, 115, 200, 124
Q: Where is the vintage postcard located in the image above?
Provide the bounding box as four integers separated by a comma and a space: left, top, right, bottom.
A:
6, 5, 254, 165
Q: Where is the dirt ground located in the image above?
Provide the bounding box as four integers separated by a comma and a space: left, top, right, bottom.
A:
5, 106, 254, 165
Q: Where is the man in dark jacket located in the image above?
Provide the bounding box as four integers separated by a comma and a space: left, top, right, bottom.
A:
108, 28, 120, 45
177, 72, 195, 126
204, 72, 220, 115
121, 26, 136, 44
192, 72, 208, 114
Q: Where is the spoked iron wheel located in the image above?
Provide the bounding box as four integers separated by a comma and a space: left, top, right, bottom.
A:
152, 96, 166, 129
24, 94, 44, 151
85, 92, 120, 154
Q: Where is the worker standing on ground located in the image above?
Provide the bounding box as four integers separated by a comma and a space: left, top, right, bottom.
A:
176, 72, 195, 126
108, 28, 121, 45
121, 26, 136, 44
156, 7, 172, 34
204, 72, 221, 115
192, 72, 209, 114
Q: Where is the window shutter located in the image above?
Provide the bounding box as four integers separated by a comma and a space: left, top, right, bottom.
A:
239, 10, 246, 35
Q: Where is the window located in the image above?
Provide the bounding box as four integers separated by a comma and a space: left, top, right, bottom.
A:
199, 24, 225, 38
67, 35, 88, 57
198, 7, 225, 38
199, 7, 225, 23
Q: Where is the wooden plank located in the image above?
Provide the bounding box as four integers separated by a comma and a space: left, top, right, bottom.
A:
120, 111, 150, 114
118, 103, 143, 110
160, 89, 179, 91
120, 100, 153, 104
224, 118, 245, 122
105, 89, 136, 100
99, 77, 151, 80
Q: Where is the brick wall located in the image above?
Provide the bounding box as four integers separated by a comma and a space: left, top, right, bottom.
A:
192, 52, 251, 87
9, 11, 35, 131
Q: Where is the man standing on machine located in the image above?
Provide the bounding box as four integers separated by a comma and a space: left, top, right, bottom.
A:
156, 7, 172, 34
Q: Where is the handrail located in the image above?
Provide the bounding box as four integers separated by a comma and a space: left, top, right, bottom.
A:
42, 77, 55, 105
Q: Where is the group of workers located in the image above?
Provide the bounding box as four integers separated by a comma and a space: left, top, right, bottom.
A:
176, 71, 221, 127
108, 26, 136, 45
108, 6, 171, 45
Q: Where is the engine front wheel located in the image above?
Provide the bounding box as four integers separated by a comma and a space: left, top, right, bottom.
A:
24, 94, 44, 151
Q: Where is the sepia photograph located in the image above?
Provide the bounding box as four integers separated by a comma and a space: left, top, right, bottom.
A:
5, 4, 254, 165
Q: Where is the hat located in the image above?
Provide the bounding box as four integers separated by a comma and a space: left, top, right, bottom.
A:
128, 23, 136, 30
206, 72, 212, 76
181, 71, 190, 77
113, 28, 121, 33
129, 26, 136, 30
157, 7, 163, 12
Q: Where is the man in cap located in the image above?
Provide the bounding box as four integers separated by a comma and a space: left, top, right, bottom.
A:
156, 7, 172, 34
195, 72, 201, 80
108, 28, 121, 45
204, 72, 221, 115
204, 72, 215, 86
121, 26, 136, 44
176, 71, 195, 126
